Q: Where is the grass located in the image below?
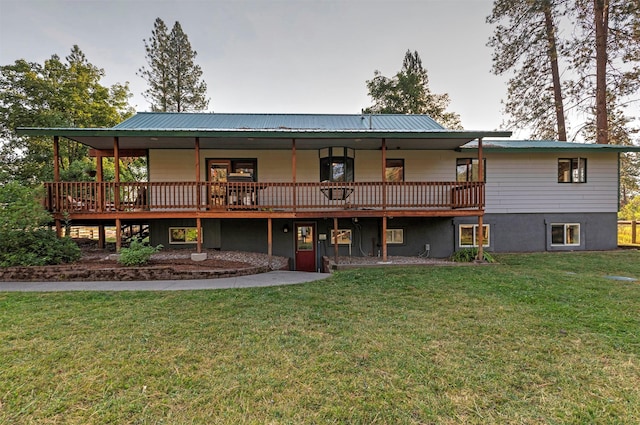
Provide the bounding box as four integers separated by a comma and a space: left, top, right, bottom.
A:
1, 251, 639, 424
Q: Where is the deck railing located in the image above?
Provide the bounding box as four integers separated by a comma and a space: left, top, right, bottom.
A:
44, 181, 484, 214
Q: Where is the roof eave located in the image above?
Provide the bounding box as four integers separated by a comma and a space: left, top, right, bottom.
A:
16, 127, 512, 140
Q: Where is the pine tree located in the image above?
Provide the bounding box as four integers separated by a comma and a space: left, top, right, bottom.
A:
364, 50, 462, 129
139, 18, 209, 112
487, 0, 567, 140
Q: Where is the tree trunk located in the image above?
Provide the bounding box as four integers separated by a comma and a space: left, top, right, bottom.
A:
594, 0, 609, 144
543, 2, 567, 141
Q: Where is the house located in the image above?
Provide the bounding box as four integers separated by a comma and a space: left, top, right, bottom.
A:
18, 112, 640, 272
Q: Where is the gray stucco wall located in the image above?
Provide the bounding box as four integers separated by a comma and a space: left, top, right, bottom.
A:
454, 213, 618, 252
149, 213, 619, 264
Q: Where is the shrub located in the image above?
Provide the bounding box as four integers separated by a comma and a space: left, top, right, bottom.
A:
118, 238, 163, 266
0, 229, 81, 267
451, 247, 495, 263
0, 183, 82, 267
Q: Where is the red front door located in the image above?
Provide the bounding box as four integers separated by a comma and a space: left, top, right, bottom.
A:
295, 223, 316, 272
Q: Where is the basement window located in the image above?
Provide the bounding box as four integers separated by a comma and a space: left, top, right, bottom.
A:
169, 227, 199, 244
551, 223, 580, 246
459, 224, 490, 248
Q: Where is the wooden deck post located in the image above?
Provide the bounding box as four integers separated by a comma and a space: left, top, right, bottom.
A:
53, 136, 60, 182
382, 216, 388, 262
477, 137, 485, 261
333, 217, 339, 264
196, 217, 202, 253
292, 139, 297, 212
195, 137, 201, 211
113, 137, 120, 209
96, 150, 104, 211
98, 224, 105, 249
53, 136, 61, 236
633, 220, 638, 245
267, 218, 273, 266
115, 218, 122, 252
381, 138, 387, 211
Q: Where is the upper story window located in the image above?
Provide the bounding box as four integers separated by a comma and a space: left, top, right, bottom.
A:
456, 158, 486, 182
385, 159, 404, 182
320, 147, 354, 182
558, 158, 586, 183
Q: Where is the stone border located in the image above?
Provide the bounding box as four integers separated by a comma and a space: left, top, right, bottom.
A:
0, 264, 270, 282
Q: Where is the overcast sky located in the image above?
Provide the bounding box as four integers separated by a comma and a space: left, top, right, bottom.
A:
0, 0, 516, 133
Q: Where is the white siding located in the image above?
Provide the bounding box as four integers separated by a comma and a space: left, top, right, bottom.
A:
149, 149, 459, 182
482, 152, 619, 213
148, 149, 620, 214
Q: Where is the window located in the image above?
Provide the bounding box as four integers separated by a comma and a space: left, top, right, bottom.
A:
456, 158, 486, 182
331, 229, 352, 245
459, 224, 490, 247
169, 227, 199, 244
558, 158, 586, 183
385, 159, 404, 182
207, 159, 257, 182
386, 228, 404, 244
320, 147, 355, 182
551, 224, 580, 246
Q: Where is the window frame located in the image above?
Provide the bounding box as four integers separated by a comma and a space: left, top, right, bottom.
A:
557, 158, 587, 183
550, 223, 580, 246
207, 158, 258, 182
385, 228, 405, 245
385, 159, 404, 182
319, 147, 355, 182
459, 224, 490, 248
456, 158, 486, 182
330, 229, 353, 245
169, 227, 199, 245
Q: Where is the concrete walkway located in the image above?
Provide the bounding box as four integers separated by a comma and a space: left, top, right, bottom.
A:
0, 271, 332, 292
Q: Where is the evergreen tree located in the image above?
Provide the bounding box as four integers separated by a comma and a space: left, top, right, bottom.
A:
568, 0, 640, 145
0, 45, 134, 184
487, 0, 568, 140
488, 0, 639, 145
139, 18, 209, 112
364, 50, 462, 129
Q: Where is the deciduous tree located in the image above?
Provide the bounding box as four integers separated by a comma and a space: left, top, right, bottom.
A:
0, 45, 134, 184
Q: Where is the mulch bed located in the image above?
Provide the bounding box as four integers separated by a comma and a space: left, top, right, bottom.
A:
0, 257, 267, 282
0, 241, 274, 282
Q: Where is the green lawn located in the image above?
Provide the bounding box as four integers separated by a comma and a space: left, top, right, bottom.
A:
1, 251, 639, 424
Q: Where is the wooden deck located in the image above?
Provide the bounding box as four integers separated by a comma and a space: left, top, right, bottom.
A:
44, 181, 485, 218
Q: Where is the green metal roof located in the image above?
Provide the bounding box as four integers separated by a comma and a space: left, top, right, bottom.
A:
114, 112, 448, 131
16, 112, 513, 151
461, 139, 640, 152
